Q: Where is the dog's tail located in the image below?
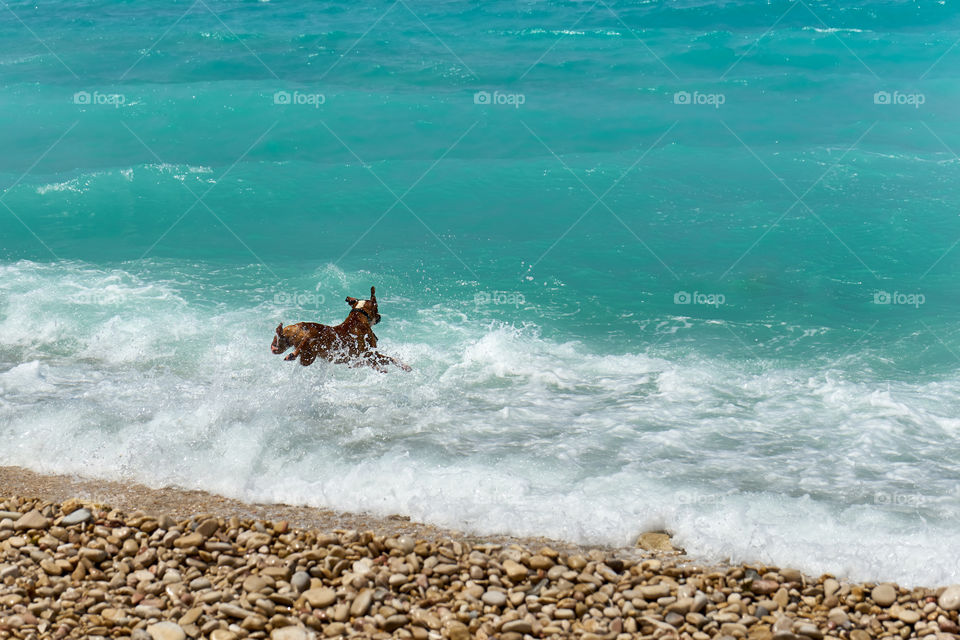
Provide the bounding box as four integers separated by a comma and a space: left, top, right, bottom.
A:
370, 286, 376, 302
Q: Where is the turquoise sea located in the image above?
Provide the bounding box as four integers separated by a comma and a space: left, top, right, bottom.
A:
3, 0, 960, 585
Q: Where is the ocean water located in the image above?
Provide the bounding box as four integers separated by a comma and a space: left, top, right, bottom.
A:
3, 0, 960, 586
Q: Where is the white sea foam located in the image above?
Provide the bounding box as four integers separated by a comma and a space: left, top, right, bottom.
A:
36, 178, 87, 195
33, 164, 215, 195
803, 27, 868, 34
1, 261, 959, 586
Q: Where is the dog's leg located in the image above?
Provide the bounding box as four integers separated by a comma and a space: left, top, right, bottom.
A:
351, 353, 386, 373
391, 356, 412, 372
284, 343, 301, 361
369, 351, 411, 372
299, 351, 317, 366
347, 357, 381, 372
380, 351, 411, 371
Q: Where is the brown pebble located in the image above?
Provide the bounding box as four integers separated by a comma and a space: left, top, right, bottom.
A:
446, 621, 469, 640
302, 587, 336, 608
752, 579, 780, 595
636, 531, 675, 552
350, 588, 373, 616
872, 584, 898, 607
196, 518, 219, 538
502, 558, 528, 582
501, 619, 533, 634
14, 510, 50, 531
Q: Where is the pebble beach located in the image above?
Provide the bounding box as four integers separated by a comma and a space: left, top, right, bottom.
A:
0, 468, 958, 640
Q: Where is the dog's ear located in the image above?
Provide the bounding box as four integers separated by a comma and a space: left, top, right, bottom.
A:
276, 323, 283, 335
345, 296, 358, 307
370, 286, 376, 301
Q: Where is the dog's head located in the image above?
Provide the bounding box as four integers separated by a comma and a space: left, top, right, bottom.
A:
345, 286, 381, 325
271, 323, 293, 354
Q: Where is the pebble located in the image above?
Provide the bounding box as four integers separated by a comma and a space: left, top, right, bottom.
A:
528, 554, 553, 570
692, 593, 710, 613
325, 623, 347, 637
795, 622, 823, 639
237, 530, 272, 549
665, 612, 685, 627
383, 614, 409, 631
780, 568, 802, 583
173, 532, 203, 549
291, 571, 310, 593
940, 618, 960, 634
134, 605, 163, 619
219, 604, 250, 619
939, 585, 960, 611
102, 608, 124, 623
196, 518, 219, 538
0, 565, 19, 579
636, 531, 676, 552
146, 621, 186, 640
501, 619, 534, 634
502, 558, 528, 582
827, 607, 849, 626
773, 588, 790, 609
13, 510, 50, 530
243, 575, 269, 593
752, 579, 780, 595
897, 608, 921, 624
61, 508, 92, 526
667, 596, 694, 614
350, 588, 373, 616
872, 583, 898, 607
773, 616, 793, 632
179, 608, 202, 626
446, 621, 470, 640
303, 587, 336, 608
482, 590, 507, 606
189, 577, 212, 590
823, 578, 840, 598
641, 583, 672, 599
397, 535, 417, 553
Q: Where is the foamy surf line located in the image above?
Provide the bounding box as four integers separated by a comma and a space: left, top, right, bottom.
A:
0, 465, 579, 550
2, 260, 960, 587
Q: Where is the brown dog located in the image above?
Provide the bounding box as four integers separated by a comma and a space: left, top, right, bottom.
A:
271, 287, 410, 372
